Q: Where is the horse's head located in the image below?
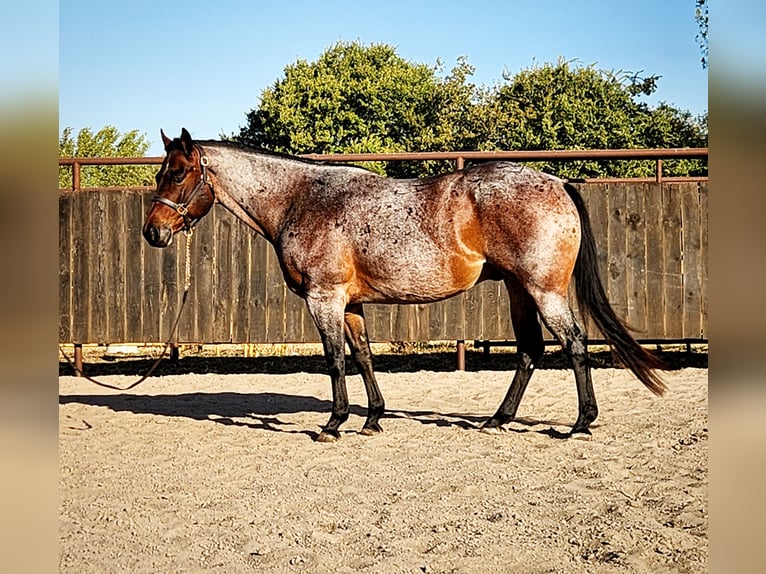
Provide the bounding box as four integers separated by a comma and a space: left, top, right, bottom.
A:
142, 128, 215, 247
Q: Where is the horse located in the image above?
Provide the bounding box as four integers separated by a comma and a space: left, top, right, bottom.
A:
143, 128, 667, 442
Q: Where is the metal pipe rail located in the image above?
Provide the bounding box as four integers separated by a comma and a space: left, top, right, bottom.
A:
59, 147, 708, 191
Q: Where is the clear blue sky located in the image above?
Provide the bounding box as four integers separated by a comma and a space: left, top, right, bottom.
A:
60, 0, 708, 156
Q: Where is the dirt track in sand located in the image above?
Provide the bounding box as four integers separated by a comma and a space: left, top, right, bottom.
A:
59, 352, 707, 573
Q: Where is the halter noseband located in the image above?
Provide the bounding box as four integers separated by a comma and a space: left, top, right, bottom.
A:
152, 148, 213, 232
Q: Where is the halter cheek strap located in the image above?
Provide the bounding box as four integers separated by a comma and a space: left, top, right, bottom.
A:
152, 152, 213, 232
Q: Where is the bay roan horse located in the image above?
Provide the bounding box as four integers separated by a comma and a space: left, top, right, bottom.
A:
144, 128, 667, 442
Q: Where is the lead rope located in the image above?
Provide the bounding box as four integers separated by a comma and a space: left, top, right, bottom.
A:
59, 229, 194, 390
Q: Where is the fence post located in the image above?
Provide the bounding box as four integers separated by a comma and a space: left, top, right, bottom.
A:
456, 340, 466, 370
74, 344, 83, 376
656, 159, 663, 184
73, 161, 81, 192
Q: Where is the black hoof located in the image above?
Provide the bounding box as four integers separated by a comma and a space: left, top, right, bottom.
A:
360, 422, 383, 436
479, 419, 507, 434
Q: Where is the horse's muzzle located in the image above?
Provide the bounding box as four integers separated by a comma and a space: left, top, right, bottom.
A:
143, 224, 173, 248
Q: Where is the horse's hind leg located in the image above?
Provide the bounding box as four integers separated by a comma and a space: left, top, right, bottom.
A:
481, 276, 545, 433
344, 304, 385, 435
305, 291, 350, 443
534, 291, 598, 436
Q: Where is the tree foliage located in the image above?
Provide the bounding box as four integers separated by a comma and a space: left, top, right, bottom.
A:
480, 59, 707, 178
233, 42, 707, 179
695, 0, 708, 69
235, 42, 480, 176
59, 126, 155, 189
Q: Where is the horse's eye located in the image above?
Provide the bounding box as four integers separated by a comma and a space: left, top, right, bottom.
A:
172, 171, 186, 184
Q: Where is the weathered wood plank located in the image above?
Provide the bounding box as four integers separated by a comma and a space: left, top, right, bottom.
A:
463, 284, 483, 340
265, 242, 286, 341
124, 192, 146, 342
159, 225, 181, 343
391, 304, 409, 341
58, 193, 73, 342
496, 281, 512, 340
581, 184, 608, 338
284, 289, 305, 342
248, 234, 269, 342
481, 282, 500, 340
644, 184, 665, 339
366, 304, 391, 343
191, 204, 216, 342
407, 303, 429, 341
662, 184, 684, 339
625, 183, 648, 335
231, 217, 251, 343
90, 191, 108, 343
699, 183, 708, 338
71, 192, 92, 343
607, 183, 628, 324
140, 192, 162, 342
104, 191, 128, 341
427, 300, 446, 341
442, 292, 465, 341
212, 207, 232, 342
681, 183, 703, 339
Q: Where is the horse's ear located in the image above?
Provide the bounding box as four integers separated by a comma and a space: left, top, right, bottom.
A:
160, 129, 172, 150
180, 127, 194, 156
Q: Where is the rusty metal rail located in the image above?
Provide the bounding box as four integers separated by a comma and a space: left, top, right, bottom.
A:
59, 148, 708, 191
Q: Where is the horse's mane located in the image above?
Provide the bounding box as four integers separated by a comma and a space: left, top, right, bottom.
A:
197, 139, 377, 173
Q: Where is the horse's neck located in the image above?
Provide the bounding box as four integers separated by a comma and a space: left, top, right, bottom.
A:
207, 146, 306, 242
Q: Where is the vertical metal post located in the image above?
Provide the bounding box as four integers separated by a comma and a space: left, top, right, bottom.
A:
456, 340, 466, 371
74, 344, 83, 376
170, 342, 180, 361
73, 161, 81, 192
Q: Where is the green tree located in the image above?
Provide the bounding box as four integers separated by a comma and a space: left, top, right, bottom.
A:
235, 44, 706, 179
59, 126, 155, 189
480, 59, 707, 178
234, 41, 476, 177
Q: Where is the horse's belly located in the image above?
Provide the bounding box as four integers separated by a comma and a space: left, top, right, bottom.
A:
353, 253, 485, 304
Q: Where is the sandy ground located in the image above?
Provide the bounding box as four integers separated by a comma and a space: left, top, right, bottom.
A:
59, 354, 707, 573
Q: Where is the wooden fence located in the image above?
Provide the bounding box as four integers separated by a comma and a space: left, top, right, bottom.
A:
59, 181, 707, 345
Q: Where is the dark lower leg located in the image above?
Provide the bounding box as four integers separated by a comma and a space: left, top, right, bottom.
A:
318, 343, 350, 441
483, 278, 543, 431
307, 295, 351, 443
568, 344, 598, 435
345, 305, 385, 434
482, 340, 542, 429
536, 292, 598, 435
482, 349, 538, 429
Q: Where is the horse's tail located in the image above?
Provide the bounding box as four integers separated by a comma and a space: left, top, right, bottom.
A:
564, 182, 668, 396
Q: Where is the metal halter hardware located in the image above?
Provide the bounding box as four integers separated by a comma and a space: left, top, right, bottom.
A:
152, 151, 212, 232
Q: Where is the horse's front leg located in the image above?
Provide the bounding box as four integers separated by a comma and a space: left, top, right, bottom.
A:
306, 291, 350, 442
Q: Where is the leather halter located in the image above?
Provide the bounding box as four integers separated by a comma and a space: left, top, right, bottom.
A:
152, 147, 214, 232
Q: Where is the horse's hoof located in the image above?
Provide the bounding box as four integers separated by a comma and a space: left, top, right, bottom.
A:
316, 430, 340, 443
569, 428, 593, 441
360, 423, 383, 436
479, 424, 505, 435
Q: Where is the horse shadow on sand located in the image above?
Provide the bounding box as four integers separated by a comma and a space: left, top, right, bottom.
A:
59, 348, 705, 440
59, 390, 573, 440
